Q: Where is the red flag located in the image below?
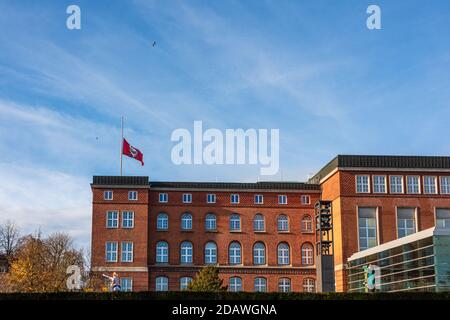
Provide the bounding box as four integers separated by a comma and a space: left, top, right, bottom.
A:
122, 138, 144, 166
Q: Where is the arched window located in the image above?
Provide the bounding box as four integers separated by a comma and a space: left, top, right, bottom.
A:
205, 213, 216, 231
229, 277, 242, 292
301, 243, 314, 265
230, 214, 241, 231
229, 241, 242, 265
254, 277, 267, 292
253, 214, 265, 232
278, 278, 291, 293
301, 215, 313, 232
181, 213, 192, 230
180, 277, 193, 290
156, 241, 169, 263
303, 278, 315, 292
157, 213, 168, 230
253, 242, 266, 265
277, 242, 290, 265
277, 214, 289, 232
155, 276, 168, 291
180, 241, 193, 264
205, 242, 217, 264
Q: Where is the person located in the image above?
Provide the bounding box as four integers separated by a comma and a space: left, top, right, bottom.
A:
102, 272, 121, 292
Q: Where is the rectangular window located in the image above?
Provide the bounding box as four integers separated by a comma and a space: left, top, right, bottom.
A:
406, 176, 420, 194
121, 242, 133, 262
128, 191, 138, 200
105, 242, 118, 262
301, 195, 310, 205
397, 208, 417, 238
106, 211, 119, 228
206, 194, 216, 203
278, 195, 287, 204
390, 176, 404, 194
373, 175, 386, 193
122, 211, 134, 228
440, 177, 450, 194
230, 194, 239, 204
121, 278, 133, 292
159, 193, 168, 203
358, 207, 378, 251
356, 175, 370, 193
436, 208, 450, 229
104, 191, 113, 200
182, 193, 192, 203
254, 194, 264, 204
423, 176, 437, 194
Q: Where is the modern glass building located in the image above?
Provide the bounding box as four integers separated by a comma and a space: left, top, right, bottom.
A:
347, 227, 450, 292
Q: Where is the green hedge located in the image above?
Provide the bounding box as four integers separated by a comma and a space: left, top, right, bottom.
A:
0, 291, 449, 300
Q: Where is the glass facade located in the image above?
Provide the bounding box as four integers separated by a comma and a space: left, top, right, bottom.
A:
347, 229, 450, 292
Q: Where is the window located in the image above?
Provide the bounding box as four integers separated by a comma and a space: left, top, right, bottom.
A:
278, 195, 287, 204
159, 193, 168, 203
155, 276, 168, 291
358, 207, 378, 250
230, 214, 241, 231
156, 241, 169, 263
436, 209, 450, 229
121, 278, 133, 292
254, 194, 264, 204
206, 194, 216, 203
397, 208, 417, 238
229, 242, 242, 265
406, 176, 420, 194
205, 213, 216, 231
128, 191, 138, 200
254, 278, 267, 292
373, 175, 386, 193
277, 243, 290, 265
181, 213, 193, 230
121, 242, 133, 262
441, 177, 450, 194
277, 214, 289, 232
229, 277, 242, 292
424, 176, 437, 194
301, 195, 310, 205
180, 241, 193, 264
182, 193, 192, 203
356, 175, 370, 193
205, 242, 217, 264
301, 215, 313, 233
303, 278, 315, 293
253, 214, 265, 232
122, 211, 134, 228
180, 277, 193, 291
157, 213, 169, 230
230, 194, 240, 204
390, 176, 404, 194
105, 242, 118, 262
104, 191, 113, 200
278, 278, 291, 293
253, 242, 266, 265
301, 243, 314, 265
106, 211, 118, 228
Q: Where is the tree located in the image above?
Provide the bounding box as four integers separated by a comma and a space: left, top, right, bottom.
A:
186, 265, 227, 292
0, 220, 21, 259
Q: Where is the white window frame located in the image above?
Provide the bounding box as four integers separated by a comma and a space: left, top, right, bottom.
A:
277, 215, 289, 232
301, 243, 314, 265
159, 193, 168, 203
435, 208, 450, 230
180, 277, 193, 291
104, 190, 113, 200
230, 214, 241, 231
254, 194, 264, 204
389, 175, 404, 194
396, 207, 418, 238
254, 277, 267, 292
301, 195, 311, 205
278, 278, 291, 293
181, 213, 193, 230
406, 176, 421, 194
180, 241, 193, 264
357, 207, 379, 251
423, 176, 438, 194
303, 278, 315, 293
121, 241, 133, 262
229, 277, 242, 292
206, 193, 216, 204
372, 175, 387, 194
277, 243, 290, 265
157, 213, 169, 230
156, 241, 169, 263
105, 241, 118, 262
229, 242, 242, 265
120, 278, 133, 292
301, 215, 313, 233
182, 193, 192, 203
122, 211, 134, 228
205, 213, 217, 231
128, 191, 138, 201
278, 195, 287, 204
253, 242, 266, 265
440, 177, 450, 195
230, 194, 240, 204
155, 276, 168, 291
253, 214, 265, 232
204, 242, 217, 264
356, 175, 370, 193
106, 211, 119, 229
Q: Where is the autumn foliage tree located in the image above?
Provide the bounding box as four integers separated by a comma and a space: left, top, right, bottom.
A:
186, 265, 227, 292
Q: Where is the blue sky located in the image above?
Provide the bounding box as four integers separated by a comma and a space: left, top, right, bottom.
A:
0, 0, 449, 249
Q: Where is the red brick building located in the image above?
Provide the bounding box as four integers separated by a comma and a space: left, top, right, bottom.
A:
91, 177, 319, 292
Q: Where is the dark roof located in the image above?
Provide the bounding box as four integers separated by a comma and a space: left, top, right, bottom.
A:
92, 176, 320, 191
309, 155, 450, 183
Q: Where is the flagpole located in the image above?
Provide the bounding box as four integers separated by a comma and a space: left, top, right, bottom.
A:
120, 116, 124, 176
